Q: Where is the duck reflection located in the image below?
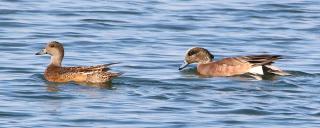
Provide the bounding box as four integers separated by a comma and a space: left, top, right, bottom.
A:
45, 81, 113, 92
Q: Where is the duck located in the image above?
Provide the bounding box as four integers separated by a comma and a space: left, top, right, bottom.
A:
35, 41, 121, 83
179, 47, 290, 77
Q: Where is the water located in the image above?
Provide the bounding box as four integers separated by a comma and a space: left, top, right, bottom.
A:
1, 0, 320, 127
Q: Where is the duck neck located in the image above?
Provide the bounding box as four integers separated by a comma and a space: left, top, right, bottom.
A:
198, 56, 212, 64
49, 54, 63, 67
199, 60, 211, 64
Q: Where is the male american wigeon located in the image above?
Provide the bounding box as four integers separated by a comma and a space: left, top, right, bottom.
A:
36, 41, 121, 83
179, 47, 290, 77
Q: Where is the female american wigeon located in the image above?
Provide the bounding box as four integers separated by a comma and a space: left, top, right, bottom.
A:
179, 47, 290, 77
35, 41, 121, 83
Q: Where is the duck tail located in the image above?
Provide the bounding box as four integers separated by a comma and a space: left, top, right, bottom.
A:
263, 65, 291, 76
103, 72, 123, 80
112, 72, 124, 77
104, 62, 121, 67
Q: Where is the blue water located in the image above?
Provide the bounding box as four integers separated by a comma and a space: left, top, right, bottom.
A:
1, 0, 320, 127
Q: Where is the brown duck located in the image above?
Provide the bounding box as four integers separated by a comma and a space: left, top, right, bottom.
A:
179, 47, 289, 77
36, 41, 121, 83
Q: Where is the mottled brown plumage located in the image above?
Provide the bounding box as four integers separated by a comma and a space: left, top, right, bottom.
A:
179, 47, 289, 77
36, 41, 121, 83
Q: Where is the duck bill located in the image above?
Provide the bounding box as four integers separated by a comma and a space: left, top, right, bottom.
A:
179, 62, 189, 70
35, 49, 47, 55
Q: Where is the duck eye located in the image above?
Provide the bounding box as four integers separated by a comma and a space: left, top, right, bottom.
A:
188, 50, 197, 56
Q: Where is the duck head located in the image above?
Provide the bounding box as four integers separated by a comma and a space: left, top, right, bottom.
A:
36, 41, 64, 66
179, 47, 214, 70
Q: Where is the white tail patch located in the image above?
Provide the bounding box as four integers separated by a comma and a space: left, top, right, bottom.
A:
249, 66, 264, 75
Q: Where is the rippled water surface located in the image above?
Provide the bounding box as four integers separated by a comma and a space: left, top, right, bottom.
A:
1, 0, 320, 127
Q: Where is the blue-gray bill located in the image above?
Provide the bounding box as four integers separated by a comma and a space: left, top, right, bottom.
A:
35, 49, 47, 55
179, 62, 189, 70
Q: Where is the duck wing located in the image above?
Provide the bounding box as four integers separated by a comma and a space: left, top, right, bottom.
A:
234, 55, 289, 76
238, 55, 281, 66
209, 55, 287, 76
63, 62, 120, 72
56, 63, 121, 83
